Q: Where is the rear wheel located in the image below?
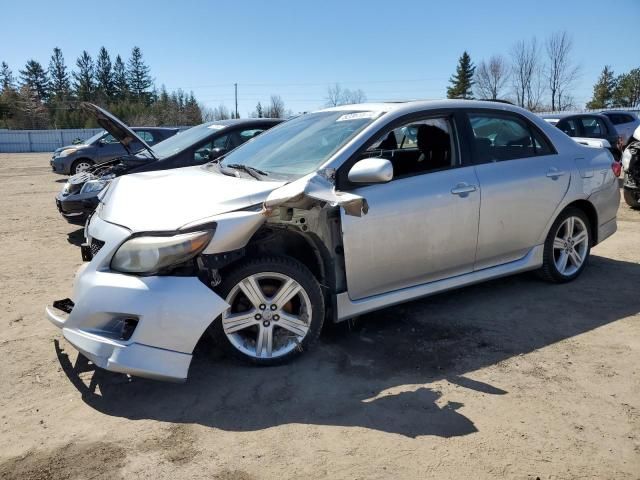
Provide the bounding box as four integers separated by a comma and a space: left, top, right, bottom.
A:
210, 256, 325, 365
538, 207, 591, 283
623, 189, 640, 209
71, 159, 93, 175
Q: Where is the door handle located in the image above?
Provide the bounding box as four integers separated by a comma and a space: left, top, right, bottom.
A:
451, 183, 477, 196
546, 168, 566, 179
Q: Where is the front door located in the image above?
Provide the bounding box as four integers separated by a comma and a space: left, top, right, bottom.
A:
340, 115, 481, 300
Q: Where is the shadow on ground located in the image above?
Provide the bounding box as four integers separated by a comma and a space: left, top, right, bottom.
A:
55, 255, 640, 438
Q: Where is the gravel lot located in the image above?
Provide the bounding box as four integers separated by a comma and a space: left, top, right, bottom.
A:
0, 152, 639, 480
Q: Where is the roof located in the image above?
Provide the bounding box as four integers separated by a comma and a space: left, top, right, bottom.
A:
316, 99, 537, 116
131, 126, 180, 131
201, 118, 283, 128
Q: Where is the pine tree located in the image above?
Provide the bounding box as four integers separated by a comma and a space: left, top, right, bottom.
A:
127, 46, 152, 102
586, 66, 616, 109
447, 51, 475, 99
0, 62, 16, 91
19, 59, 49, 101
95, 47, 114, 101
73, 51, 95, 101
113, 55, 129, 100
255, 102, 263, 118
612, 68, 640, 108
48, 47, 70, 101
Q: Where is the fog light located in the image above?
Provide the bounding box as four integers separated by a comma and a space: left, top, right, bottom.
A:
120, 318, 139, 340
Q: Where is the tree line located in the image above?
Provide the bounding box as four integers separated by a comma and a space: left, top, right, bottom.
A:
446, 31, 640, 111
0, 46, 203, 129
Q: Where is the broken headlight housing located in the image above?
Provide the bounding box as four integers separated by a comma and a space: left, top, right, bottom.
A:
80, 179, 109, 194
111, 230, 214, 274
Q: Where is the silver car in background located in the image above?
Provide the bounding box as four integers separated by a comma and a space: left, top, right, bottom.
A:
47, 100, 620, 381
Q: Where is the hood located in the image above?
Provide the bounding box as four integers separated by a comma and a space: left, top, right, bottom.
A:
98, 166, 286, 232
55, 144, 89, 154
81, 103, 155, 157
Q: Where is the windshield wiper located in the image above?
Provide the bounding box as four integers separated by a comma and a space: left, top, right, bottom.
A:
225, 163, 268, 180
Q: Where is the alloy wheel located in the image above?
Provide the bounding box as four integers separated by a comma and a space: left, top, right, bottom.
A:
74, 161, 92, 174
221, 272, 312, 359
552, 216, 589, 276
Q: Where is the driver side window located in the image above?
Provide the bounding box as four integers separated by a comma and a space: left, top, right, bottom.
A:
194, 134, 229, 162
362, 117, 456, 178
101, 134, 119, 144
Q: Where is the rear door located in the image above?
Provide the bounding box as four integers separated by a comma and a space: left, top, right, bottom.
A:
468, 111, 571, 270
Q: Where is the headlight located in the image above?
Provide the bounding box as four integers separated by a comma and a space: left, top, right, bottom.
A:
59, 148, 78, 157
80, 179, 108, 194
111, 230, 214, 274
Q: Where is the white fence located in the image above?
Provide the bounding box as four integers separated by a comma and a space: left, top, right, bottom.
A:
0, 128, 103, 153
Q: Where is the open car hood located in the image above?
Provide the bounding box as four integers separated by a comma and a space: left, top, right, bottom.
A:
98, 166, 286, 232
81, 103, 155, 157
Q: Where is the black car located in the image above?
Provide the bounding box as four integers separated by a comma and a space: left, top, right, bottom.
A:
555, 113, 622, 160
56, 103, 282, 224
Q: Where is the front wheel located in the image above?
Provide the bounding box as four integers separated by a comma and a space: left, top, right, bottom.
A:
71, 159, 93, 175
538, 207, 591, 283
210, 256, 325, 365
623, 189, 640, 209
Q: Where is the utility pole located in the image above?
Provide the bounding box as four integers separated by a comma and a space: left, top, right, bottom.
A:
234, 83, 238, 119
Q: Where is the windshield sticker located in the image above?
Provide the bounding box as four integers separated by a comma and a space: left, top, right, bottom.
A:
336, 111, 381, 122
208, 124, 226, 130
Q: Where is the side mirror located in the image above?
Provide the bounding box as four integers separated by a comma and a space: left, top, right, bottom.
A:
348, 158, 393, 184
208, 147, 227, 161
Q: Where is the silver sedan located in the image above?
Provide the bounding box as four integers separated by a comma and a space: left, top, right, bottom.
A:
47, 100, 620, 380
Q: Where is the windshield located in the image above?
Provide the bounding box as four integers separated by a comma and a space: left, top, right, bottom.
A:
83, 130, 106, 145
215, 110, 382, 180
150, 123, 223, 159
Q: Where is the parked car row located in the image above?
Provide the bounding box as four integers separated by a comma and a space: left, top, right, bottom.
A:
55, 104, 281, 224
46, 100, 621, 381
540, 110, 640, 161
51, 125, 179, 175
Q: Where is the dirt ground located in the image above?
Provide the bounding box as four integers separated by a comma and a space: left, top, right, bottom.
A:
0, 152, 638, 480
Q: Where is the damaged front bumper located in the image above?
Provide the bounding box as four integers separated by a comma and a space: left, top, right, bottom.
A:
46, 215, 229, 381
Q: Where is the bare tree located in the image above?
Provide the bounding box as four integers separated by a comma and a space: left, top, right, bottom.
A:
474, 55, 509, 100
510, 37, 545, 110
545, 31, 580, 111
266, 94, 285, 118
342, 88, 367, 105
326, 83, 344, 107
326, 83, 367, 106
205, 103, 230, 120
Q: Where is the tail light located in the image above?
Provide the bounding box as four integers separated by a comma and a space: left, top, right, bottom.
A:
612, 161, 622, 177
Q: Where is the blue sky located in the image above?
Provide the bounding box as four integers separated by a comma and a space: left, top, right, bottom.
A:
1, 0, 638, 115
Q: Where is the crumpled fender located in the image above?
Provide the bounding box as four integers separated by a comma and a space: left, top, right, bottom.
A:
262, 170, 369, 217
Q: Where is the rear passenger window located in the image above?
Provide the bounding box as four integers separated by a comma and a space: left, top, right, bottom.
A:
137, 131, 155, 144
469, 113, 553, 163
580, 118, 606, 137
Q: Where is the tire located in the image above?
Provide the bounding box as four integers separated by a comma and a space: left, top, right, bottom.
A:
209, 255, 325, 365
623, 189, 640, 209
538, 207, 591, 283
71, 159, 93, 175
